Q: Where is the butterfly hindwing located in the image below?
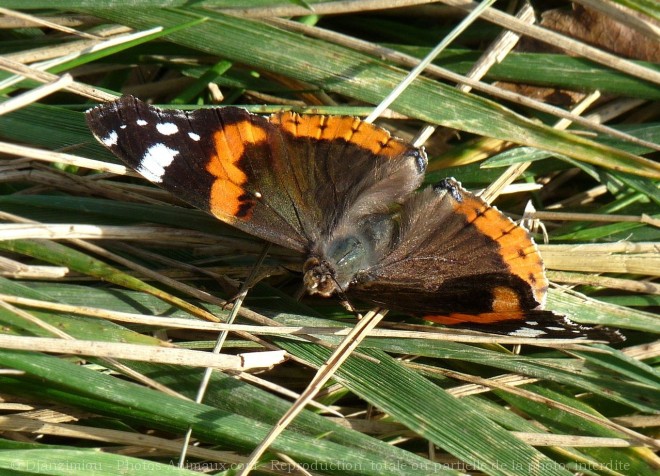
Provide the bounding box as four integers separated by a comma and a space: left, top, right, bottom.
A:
346, 179, 622, 341
348, 179, 546, 311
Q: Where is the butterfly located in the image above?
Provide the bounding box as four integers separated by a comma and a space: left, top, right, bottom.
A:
86, 96, 623, 342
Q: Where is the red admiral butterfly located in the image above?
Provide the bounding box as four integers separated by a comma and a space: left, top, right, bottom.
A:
87, 96, 623, 342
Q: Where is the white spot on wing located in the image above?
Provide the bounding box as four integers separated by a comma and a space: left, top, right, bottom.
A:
545, 326, 564, 331
101, 131, 118, 146
188, 132, 200, 141
120, 124, 127, 129
137, 119, 147, 126
138, 143, 179, 183
156, 122, 179, 135
525, 321, 538, 326
508, 327, 546, 338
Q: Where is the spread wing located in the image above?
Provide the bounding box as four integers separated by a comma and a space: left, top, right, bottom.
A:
86, 96, 427, 253
347, 179, 623, 341
348, 179, 548, 314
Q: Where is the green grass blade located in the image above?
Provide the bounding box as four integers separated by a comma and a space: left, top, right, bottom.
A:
76, 7, 659, 179
0, 350, 453, 475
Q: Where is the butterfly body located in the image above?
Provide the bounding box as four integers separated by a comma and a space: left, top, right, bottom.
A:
86, 96, 622, 342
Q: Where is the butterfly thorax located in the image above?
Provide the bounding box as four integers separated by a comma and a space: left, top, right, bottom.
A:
303, 211, 398, 297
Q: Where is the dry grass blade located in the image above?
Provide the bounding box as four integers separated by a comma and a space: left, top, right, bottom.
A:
220, 0, 440, 17
612, 415, 660, 428
412, 365, 660, 450
0, 334, 285, 370
0, 7, 101, 40
481, 90, 601, 202
0, 13, 100, 29
509, 432, 654, 448
5, 25, 133, 63
0, 74, 74, 115
0, 56, 115, 101
530, 211, 659, 226
0, 415, 246, 464
239, 309, 388, 475
0, 224, 219, 243
548, 271, 660, 295
447, 373, 540, 398
540, 244, 660, 276
0, 296, 185, 398
0, 141, 130, 174
623, 342, 660, 360
0, 256, 68, 279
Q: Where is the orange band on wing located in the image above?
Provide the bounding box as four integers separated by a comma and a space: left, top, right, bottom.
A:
491, 286, 521, 313
206, 120, 267, 219
452, 195, 548, 303
424, 311, 526, 325
271, 112, 409, 158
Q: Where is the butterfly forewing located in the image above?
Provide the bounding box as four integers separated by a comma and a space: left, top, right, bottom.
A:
87, 97, 426, 253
